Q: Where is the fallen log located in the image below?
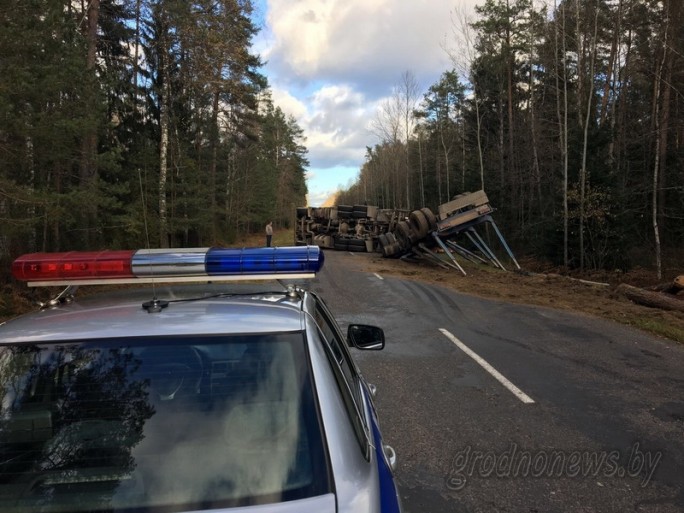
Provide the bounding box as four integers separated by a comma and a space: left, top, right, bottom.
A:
617, 283, 684, 312
649, 275, 684, 294
650, 281, 676, 292
545, 273, 609, 287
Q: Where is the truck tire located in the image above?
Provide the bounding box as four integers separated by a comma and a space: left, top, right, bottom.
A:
391, 241, 404, 256
420, 207, 438, 230
409, 210, 429, 239
348, 238, 366, 248
383, 241, 401, 257
396, 220, 417, 244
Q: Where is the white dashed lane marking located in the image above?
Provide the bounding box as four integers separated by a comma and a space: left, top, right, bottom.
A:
439, 328, 535, 404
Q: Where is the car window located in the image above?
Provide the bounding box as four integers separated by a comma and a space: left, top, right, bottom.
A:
312, 297, 370, 458
0, 333, 330, 513
312, 295, 360, 377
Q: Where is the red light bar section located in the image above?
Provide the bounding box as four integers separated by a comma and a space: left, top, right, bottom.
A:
12, 250, 136, 281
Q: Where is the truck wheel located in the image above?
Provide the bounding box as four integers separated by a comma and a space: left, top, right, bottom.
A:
409, 210, 429, 239
419, 207, 438, 231
396, 220, 417, 244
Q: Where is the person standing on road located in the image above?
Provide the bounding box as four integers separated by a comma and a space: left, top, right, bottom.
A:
265, 221, 273, 247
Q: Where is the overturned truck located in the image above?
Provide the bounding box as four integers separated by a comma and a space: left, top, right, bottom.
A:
295, 190, 518, 275
295, 204, 407, 252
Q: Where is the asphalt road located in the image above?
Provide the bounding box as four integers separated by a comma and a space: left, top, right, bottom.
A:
311, 250, 684, 513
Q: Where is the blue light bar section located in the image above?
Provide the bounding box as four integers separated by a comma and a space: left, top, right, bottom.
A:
206, 246, 324, 275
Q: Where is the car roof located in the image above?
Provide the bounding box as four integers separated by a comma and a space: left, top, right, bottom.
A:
0, 283, 308, 343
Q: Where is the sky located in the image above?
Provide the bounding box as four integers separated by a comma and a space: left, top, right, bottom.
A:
252, 0, 479, 206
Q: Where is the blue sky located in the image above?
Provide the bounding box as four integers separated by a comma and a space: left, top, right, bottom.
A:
251, 0, 478, 206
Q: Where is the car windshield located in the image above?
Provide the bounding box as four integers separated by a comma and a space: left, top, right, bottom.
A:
0, 333, 330, 512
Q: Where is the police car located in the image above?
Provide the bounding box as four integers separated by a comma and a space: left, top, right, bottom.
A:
0, 246, 402, 513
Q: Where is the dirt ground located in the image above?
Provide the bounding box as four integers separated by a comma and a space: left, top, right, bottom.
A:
348, 251, 684, 344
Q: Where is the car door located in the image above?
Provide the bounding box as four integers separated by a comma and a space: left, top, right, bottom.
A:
312, 295, 372, 459
311, 295, 402, 513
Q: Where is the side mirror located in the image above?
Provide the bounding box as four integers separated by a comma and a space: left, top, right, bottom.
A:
347, 324, 385, 350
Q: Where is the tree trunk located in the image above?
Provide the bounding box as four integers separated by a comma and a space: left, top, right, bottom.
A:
27, 136, 37, 252
498, 98, 505, 193
159, 20, 170, 248
607, 13, 626, 166
657, 0, 679, 249
651, 6, 669, 280
441, 121, 450, 201
133, 0, 141, 106
436, 145, 442, 204
657, 50, 671, 258
554, 0, 570, 267
401, 71, 419, 210
418, 131, 425, 206
80, 0, 100, 247
617, 284, 684, 312
210, 87, 220, 242
575, 0, 585, 130
599, 0, 621, 127
461, 120, 466, 191
579, 3, 599, 271
505, 1, 516, 209
474, 95, 485, 191
527, 12, 541, 218
614, 26, 632, 201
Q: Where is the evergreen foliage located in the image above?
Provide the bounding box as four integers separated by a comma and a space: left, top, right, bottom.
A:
0, 0, 307, 274
337, 0, 683, 271
1, 0, 681, 274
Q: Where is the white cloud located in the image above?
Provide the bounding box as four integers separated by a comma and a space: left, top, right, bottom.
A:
257, 0, 480, 201
265, 0, 459, 95
273, 83, 374, 169
304, 85, 374, 166
270, 87, 307, 119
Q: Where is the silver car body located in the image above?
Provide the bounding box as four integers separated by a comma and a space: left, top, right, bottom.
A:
0, 284, 400, 513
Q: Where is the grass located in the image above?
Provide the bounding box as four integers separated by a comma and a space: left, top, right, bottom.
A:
624, 316, 684, 344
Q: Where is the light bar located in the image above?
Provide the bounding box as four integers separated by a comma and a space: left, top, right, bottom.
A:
12, 246, 324, 286
12, 250, 136, 282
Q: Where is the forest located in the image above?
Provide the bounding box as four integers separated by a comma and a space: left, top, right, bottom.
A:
337, 0, 683, 276
0, 0, 308, 279
0, 0, 682, 281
